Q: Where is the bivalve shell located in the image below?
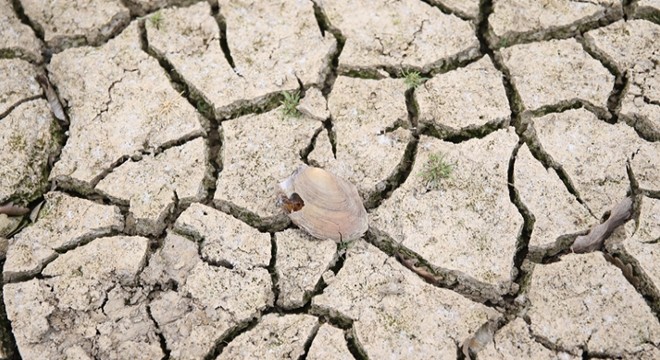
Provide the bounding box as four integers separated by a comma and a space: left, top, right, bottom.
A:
278, 165, 368, 242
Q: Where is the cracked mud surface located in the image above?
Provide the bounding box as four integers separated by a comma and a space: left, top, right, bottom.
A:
0, 0, 659, 359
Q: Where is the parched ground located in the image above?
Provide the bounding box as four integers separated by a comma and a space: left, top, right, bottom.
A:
0, 0, 659, 359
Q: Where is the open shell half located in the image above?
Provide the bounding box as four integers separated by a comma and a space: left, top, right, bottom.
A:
278, 165, 368, 242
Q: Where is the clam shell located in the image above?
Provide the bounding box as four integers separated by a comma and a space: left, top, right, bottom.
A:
279, 165, 368, 242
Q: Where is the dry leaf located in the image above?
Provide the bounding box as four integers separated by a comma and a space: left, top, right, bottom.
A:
462, 318, 500, 360
605, 254, 639, 287
0, 215, 23, 238
571, 197, 633, 253
0, 237, 8, 261
0, 202, 30, 217
29, 200, 45, 223
36, 74, 67, 124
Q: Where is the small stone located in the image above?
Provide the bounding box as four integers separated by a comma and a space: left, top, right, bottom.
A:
371, 129, 521, 287
307, 324, 352, 360
317, 0, 479, 71
296, 88, 330, 121
4, 192, 123, 281
20, 0, 130, 51
416, 56, 510, 130
501, 38, 613, 111
275, 229, 336, 309
97, 138, 208, 236
0, 0, 43, 62
174, 203, 271, 269
217, 314, 319, 360
527, 253, 660, 356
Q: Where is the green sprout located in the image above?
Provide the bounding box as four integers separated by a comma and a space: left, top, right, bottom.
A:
195, 98, 212, 117
149, 11, 164, 30
280, 90, 301, 118
650, 13, 660, 24
402, 70, 427, 89
337, 239, 357, 258
419, 152, 453, 189
338, 239, 355, 252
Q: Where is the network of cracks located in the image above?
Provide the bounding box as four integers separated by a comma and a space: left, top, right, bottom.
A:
0, 0, 659, 359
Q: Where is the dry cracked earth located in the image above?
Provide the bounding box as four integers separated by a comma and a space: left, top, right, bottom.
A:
0, 0, 659, 359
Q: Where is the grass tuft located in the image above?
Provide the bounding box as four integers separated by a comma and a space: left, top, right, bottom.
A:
280, 90, 301, 118
402, 70, 427, 89
149, 11, 164, 30
419, 152, 453, 189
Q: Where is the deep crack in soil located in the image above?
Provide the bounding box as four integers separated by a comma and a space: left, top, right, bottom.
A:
1, 0, 659, 358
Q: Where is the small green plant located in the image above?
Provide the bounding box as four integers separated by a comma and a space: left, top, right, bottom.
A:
280, 90, 301, 118
337, 239, 357, 258
419, 152, 453, 189
149, 11, 164, 30
402, 70, 427, 89
7, 133, 26, 151
338, 239, 356, 251
195, 98, 212, 116
649, 12, 660, 24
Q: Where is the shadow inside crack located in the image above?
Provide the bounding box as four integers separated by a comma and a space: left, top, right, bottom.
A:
364, 227, 511, 306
